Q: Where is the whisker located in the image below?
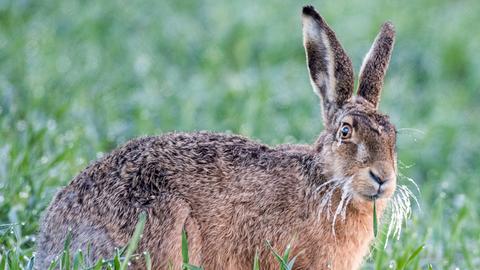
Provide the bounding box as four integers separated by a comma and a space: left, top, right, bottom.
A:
384, 201, 395, 248
340, 194, 352, 221
398, 160, 415, 169
315, 179, 337, 192
396, 127, 425, 135
331, 185, 350, 235
317, 184, 335, 222
381, 165, 421, 247
398, 172, 421, 195
392, 196, 402, 239
314, 176, 354, 238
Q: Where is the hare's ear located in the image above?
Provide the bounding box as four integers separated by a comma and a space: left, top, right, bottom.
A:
357, 22, 395, 109
302, 6, 354, 124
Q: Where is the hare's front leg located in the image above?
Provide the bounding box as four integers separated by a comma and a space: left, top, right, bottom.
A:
136, 195, 203, 270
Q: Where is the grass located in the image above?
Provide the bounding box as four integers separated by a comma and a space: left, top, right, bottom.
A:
1, 0, 480, 269
0, 212, 150, 270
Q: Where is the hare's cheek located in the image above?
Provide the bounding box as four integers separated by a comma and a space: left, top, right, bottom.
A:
352, 178, 378, 197
356, 143, 369, 164
333, 140, 357, 157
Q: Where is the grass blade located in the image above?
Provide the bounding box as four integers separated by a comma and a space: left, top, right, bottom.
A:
113, 249, 121, 269
253, 249, 260, 270
61, 250, 70, 270
181, 229, 189, 268
26, 256, 35, 270
282, 244, 291, 264
47, 259, 58, 270
73, 249, 85, 270
144, 251, 152, 270
286, 256, 297, 270
92, 259, 103, 270
397, 244, 424, 270
0, 254, 6, 270
373, 199, 378, 238
61, 229, 72, 270
264, 241, 288, 270
183, 263, 203, 270
119, 211, 147, 270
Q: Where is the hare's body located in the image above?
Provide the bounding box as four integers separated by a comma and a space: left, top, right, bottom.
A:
37, 6, 400, 270
37, 132, 375, 269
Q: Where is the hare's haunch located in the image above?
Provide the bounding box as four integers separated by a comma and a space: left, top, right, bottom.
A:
36, 6, 398, 270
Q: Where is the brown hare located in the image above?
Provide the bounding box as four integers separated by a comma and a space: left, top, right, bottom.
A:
36, 5, 398, 270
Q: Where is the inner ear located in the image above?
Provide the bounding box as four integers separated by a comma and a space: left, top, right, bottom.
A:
357, 22, 395, 109
302, 6, 354, 124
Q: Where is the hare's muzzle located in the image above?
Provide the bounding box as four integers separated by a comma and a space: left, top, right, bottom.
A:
354, 161, 396, 201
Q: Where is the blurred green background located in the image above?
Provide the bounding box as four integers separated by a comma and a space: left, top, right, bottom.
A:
1, 0, 479, 268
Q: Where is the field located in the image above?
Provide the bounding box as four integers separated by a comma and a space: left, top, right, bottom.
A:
1, 0, 479, 269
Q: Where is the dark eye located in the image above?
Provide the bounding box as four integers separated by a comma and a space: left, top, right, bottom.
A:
339, 124, 352, 139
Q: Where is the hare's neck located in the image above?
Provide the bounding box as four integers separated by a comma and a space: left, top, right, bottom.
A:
305, 177, 389, 269
330, 199, 388, 269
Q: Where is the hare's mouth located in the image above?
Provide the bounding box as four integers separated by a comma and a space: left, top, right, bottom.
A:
355, 181, 392, 202
357, 180, 395, 202
362, 194, 378, 201
360, 192, 383, 201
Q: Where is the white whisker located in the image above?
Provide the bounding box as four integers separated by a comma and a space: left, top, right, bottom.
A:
398, 172, 421, 194
381, 168, 420, 247
392, 196, 402, 239
340, 194, 352, 221
396, 127, 425, 135
315, 179, 336, 192
331, 185, 350, 234
398, 160, 415, 169
384, 201, 395, 248
400, 183, 420, 210
314, 176, 353, 237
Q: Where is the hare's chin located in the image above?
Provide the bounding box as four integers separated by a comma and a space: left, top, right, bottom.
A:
356, 188, 393, 202
359, 193, 383, 202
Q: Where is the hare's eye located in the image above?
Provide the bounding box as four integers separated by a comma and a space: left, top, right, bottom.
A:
340, 124, 352, 139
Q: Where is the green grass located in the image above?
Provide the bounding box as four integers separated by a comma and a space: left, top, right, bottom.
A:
0, 212, 150, 270
1, 0, 479, 269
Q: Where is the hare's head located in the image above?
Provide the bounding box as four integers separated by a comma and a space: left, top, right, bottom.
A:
302, 6, 397, 203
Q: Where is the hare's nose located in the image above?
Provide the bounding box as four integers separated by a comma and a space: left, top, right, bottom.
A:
369, 170, 388, 185
369, 161, 395, 185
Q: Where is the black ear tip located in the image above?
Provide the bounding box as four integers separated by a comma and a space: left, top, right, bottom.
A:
302, 5, 323, 23
302, 5, 319, 17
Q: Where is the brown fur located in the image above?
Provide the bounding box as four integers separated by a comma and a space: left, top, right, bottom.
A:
36, 6, 398, 270
357, 22, 396, 108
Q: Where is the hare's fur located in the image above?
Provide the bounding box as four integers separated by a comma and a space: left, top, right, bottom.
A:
36, 6, 398, 270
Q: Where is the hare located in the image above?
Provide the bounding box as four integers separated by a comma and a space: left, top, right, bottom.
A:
36, 5, 397, 270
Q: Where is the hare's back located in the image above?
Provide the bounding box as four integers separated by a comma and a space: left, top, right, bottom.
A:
66, 131, 273, 197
